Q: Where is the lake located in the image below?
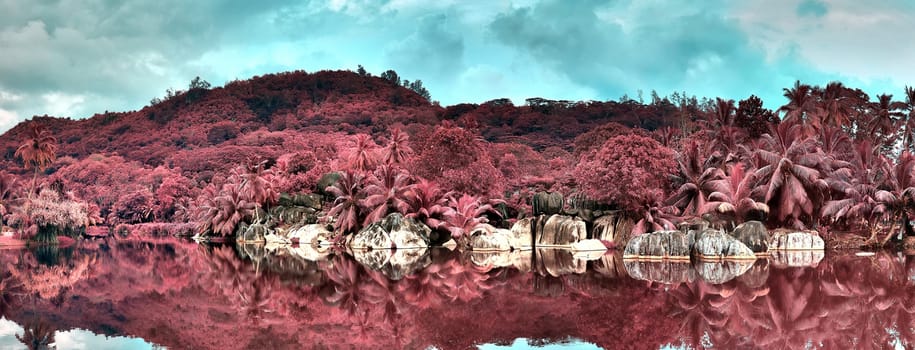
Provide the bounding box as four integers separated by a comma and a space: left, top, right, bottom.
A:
0, 239, 911, 349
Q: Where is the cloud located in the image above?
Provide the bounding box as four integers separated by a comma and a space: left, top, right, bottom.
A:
797, 0, 828, 17
0, 0, 913, 133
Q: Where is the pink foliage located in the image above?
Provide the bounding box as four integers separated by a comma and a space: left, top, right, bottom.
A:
575, 134, 677, 214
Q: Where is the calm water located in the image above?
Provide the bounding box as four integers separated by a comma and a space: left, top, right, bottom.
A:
0, 239, 912, 349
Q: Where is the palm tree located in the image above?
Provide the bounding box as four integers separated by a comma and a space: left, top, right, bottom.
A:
327, 171, 365, 234
866, 94, 905, 151
707, 163, 769, 222
874, 151, 915, 243
195, 184, 255, 237
821, 141, 884, 237
360, 165, 412, 225
382, 128, 412, 166
15, 124, 57, 200
667, 140, 726, 216
445, 194, 493, 243
349, 134, 378, 173
754, 121, 826, 228
404, 179, 454, 233
779, 81, 816, 125
815, 81, 860, 129
902, 86, 915, 153
231, 160, 276, 221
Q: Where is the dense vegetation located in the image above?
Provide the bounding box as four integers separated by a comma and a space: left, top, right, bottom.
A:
1, 69, 914, 246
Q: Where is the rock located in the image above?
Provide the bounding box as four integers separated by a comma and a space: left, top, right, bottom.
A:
350, 223, 392, 250
622, 231, 691, 260
353, 247, 431, 280
470, 251, 515, 268
768, 230, 825, 250
536, 214, 586, 247
509, 218, 534, 249
270, 206, 317, 226
590, 212, 633, 246
737, 259, 770, 289
593, 252, 627, 278
264, 233, 291, 245
730, 221, 770, 253
571, 239, 608, 252
288, 224, 333, 246
624, 260, 695, 284
677, 217, 710, 234
352, 248, 390, 270
695, 261, 755, 284
288, 244, 330, 261
535, 248, 586, 277
316, 172, 342, 197
350, 213, 430, 250
769, 250, 825, 267
469, 224, 512, 251
237, 223, 271, 243
385, 248, 431, 280
292, 193, 323, 210
693, 229, 757, 261
533, 191, 564, 216
441, 239, 457, 250
572, 250, 605, 261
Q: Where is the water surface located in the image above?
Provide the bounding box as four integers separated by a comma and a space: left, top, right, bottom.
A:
0, 239, 912, 349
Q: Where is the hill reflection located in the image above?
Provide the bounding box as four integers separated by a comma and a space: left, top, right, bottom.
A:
0, 239, 912, 349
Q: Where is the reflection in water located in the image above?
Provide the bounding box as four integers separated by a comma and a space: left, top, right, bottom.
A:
0, 238, 913, 349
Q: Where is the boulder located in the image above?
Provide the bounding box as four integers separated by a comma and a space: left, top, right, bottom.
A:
571, 239, 608, 252
624, 260, 695, 284
590, 212, 633, 245
768, 230, 825, 250
470, 224, 512, 251
536, 214, 586, 247
270, 206, 317, 226
737, 259, 770, 289
622, 231, 691, 260
288, 224, 333, 247
692, 230, 757, 261
769, 250, 825, 267
509, 218, 534, 249
470, 251, 515, 269
731, 221, 770, 253
695, 260, 755, 284
264, 233, 290, 245
292, 193, 323, 210
237, 223, 271, 244
536, 248, 586, 277
593, 252, 627, 278
350, 213, 430, 250
316, 172, 342, 199
533, 192, 564, 216
353, 247, 431, 280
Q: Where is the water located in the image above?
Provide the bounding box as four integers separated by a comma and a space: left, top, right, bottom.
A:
0, 239, 912, 349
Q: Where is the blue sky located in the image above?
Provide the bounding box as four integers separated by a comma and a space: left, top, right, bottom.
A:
1, 0, 914, 132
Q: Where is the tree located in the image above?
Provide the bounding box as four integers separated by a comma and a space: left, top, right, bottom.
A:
667, 140, 726, 216
707, 162, 769, 222
866, 94, 904, 151
380, 70, 401, 85
327, 171, 365, 234
445, 194, 494, 243
361, 165, 412, 225
575, 134, 677, 214
382, 129, 413, 166
348, 134, 379, 173
15, 123, 58, 200
404, 79, 431, 101
404, 179, 454, 234
410, 124, 505, 197
735, 95, 778, 137
901, 86, 915, 153
821, 141, 884, 237
779, 81, 816, 125
232, 160, 277, 221
754, 121, 826, 228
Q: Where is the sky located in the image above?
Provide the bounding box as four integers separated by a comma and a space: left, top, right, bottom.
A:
1, 0, 914, 133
